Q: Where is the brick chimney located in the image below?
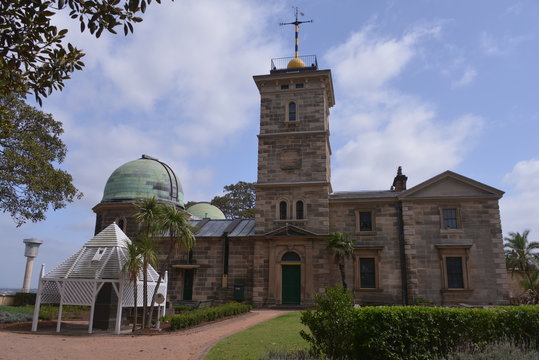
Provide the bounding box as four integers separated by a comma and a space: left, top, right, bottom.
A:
391, 166, 407, 192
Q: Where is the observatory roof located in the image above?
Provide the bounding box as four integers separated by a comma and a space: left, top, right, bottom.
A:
187, 202, 226, 220
102, 155, 184, 208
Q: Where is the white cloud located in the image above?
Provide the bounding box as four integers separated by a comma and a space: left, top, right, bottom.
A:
326, 24, 441, 95
41, 0, 286, 209
451, 66, 477, 88
326, 24, 484, 191
479, 31, 531, 56
501, 158, 539, 236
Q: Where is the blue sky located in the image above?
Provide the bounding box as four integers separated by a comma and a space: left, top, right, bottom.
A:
2, 0, 539, 288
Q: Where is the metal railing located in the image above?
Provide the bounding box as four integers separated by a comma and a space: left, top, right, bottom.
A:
270, 55, 318, 73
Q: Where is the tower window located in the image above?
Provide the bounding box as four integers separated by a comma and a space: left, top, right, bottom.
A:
288, 102, 297, 121
296, 201, 304, 219
279, 201, 288, 220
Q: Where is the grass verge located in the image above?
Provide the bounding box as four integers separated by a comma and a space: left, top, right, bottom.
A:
205, 311, 310, 360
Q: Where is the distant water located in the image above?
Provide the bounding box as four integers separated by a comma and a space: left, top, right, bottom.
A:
0, 288, 36, 295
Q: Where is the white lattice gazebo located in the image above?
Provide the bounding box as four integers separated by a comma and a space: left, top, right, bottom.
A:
31, 223, 167, 334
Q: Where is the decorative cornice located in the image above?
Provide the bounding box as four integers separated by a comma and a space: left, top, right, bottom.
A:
258, 130, 328, 138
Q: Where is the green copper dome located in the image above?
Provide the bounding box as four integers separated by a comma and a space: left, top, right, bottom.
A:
102, 155, 184, 207
187, 202, 226, 220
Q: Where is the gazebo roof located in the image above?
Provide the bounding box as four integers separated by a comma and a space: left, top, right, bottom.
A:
45, 223, 158, 281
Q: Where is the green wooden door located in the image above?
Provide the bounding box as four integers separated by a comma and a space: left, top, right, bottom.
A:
282, 265, 301, 304
183, 269, 194, 300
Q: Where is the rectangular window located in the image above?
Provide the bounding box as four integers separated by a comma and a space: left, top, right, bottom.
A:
446, 257, 464, 288
295, 83, 304, 88
359, 211, 373, 232
359, 258, 376, 288
281, 84, 289, 90
442, 209, 458, 229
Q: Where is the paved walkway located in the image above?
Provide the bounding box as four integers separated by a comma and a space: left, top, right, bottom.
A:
0, 310, 289, 360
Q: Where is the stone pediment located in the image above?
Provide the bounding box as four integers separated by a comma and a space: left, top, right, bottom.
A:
399, 170, 504, 200
264, 224, 319, 237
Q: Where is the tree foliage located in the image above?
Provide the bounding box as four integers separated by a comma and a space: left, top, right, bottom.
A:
123, 241, 142, 331
135, 198, 196, 328
0, 95, 82, 226
505, 230, 539, 301
1, 0, 163, 103
326, 232, 354, 289
210, 181, 255, 219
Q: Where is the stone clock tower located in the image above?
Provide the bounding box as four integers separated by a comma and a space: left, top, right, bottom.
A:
253, 56, 335, 235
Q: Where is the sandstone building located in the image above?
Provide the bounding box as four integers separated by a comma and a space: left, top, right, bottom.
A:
93, 54, 509, 307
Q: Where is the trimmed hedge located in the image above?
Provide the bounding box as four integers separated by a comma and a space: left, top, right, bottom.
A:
354, 306, 539, 360
14, 292, 36, 306
301, 287, 539, 360
165, 302, 252, 330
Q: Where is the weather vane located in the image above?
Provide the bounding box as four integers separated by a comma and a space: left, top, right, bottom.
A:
280, 7, 313, 58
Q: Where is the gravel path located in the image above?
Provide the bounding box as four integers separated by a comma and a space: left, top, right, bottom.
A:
0, 310, 289, 360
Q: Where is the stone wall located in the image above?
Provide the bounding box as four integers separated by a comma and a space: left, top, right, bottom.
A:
329, 199, 404, 304
402, 198, 509, 305
255, 184, 331, 234
166, 237, 256, 304
92, 202, 138, 237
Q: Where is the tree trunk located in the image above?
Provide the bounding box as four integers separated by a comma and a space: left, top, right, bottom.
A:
132, 280, 138, 332
339, 262, 347, 289
147, 240, 173, 327
142, 259, 148, 329
147, 272, 163, 327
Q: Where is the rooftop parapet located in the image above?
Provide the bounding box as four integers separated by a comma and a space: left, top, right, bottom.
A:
270, 55, 318, 74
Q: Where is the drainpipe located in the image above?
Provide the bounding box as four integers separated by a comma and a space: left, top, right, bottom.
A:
396, 201, 408, 305
222, 234, 230, 288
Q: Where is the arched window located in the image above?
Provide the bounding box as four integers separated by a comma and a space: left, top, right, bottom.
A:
279, 201, 288, 220
288, 102, 297, 121
296, 201, 304, 219
281, 251, 301, 262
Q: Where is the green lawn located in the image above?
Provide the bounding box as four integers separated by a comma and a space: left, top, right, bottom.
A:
205, 311, 310, 360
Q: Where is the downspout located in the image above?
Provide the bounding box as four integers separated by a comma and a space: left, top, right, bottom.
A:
396, 201, 408, 305
222, 234, 230, 288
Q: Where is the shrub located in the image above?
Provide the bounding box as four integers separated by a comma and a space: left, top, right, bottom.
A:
173, 305, 191, 314
353, 306, 539, 360
14, 292, 36, 306
441, 342, 539, 360
165, 302, 251, 330
259, 349, 326, 360
0, 305, 34, 323
300, 296, 539, 360
300, 287, 355, 360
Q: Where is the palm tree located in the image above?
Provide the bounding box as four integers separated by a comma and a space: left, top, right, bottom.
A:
504, 230, 539, 293
147, 204, 196, 326
136, 235, 158, 329
123, 242, 142, 332
326, 232, 354, 289
135, 196, 162, 329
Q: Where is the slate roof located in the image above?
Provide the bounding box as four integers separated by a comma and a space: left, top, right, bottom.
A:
190, 219, 255, 237
330, 190, 401, 200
